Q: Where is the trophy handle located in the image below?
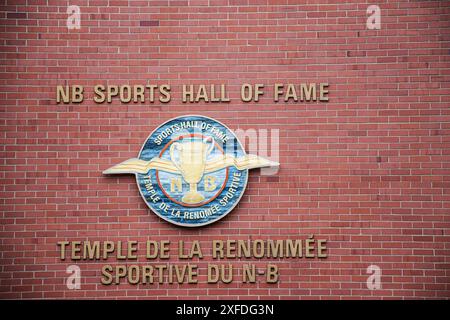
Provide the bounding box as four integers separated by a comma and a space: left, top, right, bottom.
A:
170, 142, 183, 172
203, 137, 214, 156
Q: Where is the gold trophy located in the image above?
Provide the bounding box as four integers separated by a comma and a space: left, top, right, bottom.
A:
169, 137, 214, 204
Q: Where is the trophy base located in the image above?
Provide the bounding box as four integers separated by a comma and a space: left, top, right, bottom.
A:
182, 191, 205, 204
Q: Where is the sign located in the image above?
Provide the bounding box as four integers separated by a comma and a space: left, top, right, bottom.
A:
103, 115, 278, 227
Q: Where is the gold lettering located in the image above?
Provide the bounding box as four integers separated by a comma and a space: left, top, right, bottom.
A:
195, 84, 208, 102
237, 240, 251, 258
128, 265, 140, 284
286, 239, 302, 258
241, 83, 252, 102
318, 239, 327, 258
266, 264, 279, 283
284, 84, 298, 102
119, 85, 131, 103
101, 265, 113, 285
204, 175, 217, 192
160, 240, 170, 259
71, 241, 81, 260
274, 83, 283, 102
243, 264, 256, 283
208, 264, 219, 283
268, 240, 284, 258
115, 265, 127, 284
210, 84, 220, 102
212, 240, 224, 258
159, 84, 171, 103
226, 240, 236, 258
220, 84, 230, 102
170, 177, 182, 193
146, 84, 157, 102
103, 241, 115, 259
94, 85, 105, 103
320, 83, 329, 101
187, 265, 198, 284
142, 266, 153, 284
57, 241, 69, 260
300, 83, 317, 101
107, 85, 118, 103
183, 84, 194, 103
56, 85, 69, 103
254, 84, 264, 102
83, 241, 100, 260
305, 235, 315, 258
128, 241, 138, 259
133, 85, 145, 102
146, 241, 158, 259
116, 241, 126, 260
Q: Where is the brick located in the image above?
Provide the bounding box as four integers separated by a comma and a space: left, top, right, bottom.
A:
139, 20, 159, 27
0, 0, 449, 300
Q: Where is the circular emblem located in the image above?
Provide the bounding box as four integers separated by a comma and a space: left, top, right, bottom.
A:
137, 115, 248, 227
103, 115, 278, 227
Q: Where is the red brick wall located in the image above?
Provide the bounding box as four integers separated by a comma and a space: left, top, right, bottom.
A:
1, 0, 449, 299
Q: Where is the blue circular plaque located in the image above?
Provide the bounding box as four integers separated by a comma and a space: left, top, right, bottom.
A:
136, 115, 248, 227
